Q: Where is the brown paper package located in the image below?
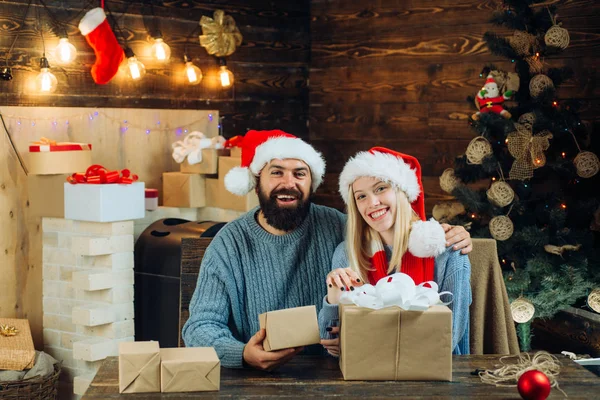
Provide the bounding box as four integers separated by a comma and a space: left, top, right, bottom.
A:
180, 148, 230, 174
119, 341, 161, 393
160, 347, 220, 392
340, 304, 452, 381
28, 150, 91, 175
0, 318, 36, 371
259, 305, 321, 351
162, 172, 206, 207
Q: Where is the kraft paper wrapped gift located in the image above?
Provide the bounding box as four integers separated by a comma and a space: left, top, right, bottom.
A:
259, 305, 321, 351
0, 318, 36, 371
119, 341, 160, 393
205, 178, 259, 212
180, 149, 230, 174
160, 347, 220, 393
28, 174, 69, 218
339, 304, 452, 381
64, 182, 145, 222
28, 142, 92, 175
162, 172, 206, 207
230, 146, 242, 158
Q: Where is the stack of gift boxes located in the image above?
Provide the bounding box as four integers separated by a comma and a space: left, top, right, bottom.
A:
163, 146, 259, 211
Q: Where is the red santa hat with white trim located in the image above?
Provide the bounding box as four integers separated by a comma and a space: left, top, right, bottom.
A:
338, 146, 446, 258
224, 130, 326, 195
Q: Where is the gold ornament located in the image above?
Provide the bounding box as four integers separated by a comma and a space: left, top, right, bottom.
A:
588, 289, 600, 314
440, 168, 460, 194
545, 25, 570, 50
432, 202, 466, 222
511, 298, 535, 323
466, 136, 493, 165
529, 74, 554, 98
573, 151, 600, 178
518, 112, 536, 130
487, 181, 515, 207
507, 124, 553, 180
0, 324, 19, 337
490, 215, 514, 241
509, 31, 536, 56
199, 10, 243, 57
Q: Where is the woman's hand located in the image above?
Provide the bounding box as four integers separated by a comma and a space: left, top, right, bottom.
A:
321, 326, 340, 357
325, 268, 363, 305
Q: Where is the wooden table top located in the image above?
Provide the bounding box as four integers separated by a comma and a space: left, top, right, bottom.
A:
83, 355, 599, 399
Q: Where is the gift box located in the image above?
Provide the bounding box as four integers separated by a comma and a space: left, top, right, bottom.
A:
0, 318, 36, 371
180, 149, 230, 174
28, 142, 92, 175
259, 305, 321, 351
205, 178, 258, 212
119, 341, 161, 393
338, 272, 453, 381
160, 347, 220, 393
64, 182, 145, 222
218, 155, 240, 177
230, 146, 241, 158
162, 172, 206, 208
28, 174, 69, 218
145, 188, 159, 211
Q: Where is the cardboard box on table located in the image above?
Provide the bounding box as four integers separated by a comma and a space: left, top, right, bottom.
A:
0, 318, 36, 371
119, 341, 160, 393
28, 174, 70, 218
180, 149, 230, 174
162, 172, 206, 208
64, 182, 145, 222
160, 347, 220, 393
339, 304, 452, 381
28, 143, 92, 175
204, 156, 259, 211
258, 305, 321, 351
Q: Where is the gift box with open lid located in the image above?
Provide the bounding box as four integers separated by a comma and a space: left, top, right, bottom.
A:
339, 273, 453, 381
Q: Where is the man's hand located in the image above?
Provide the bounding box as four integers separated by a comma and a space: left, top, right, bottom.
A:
243, 329, 303, 371
441, 223, 473, 255
321, 326, 340, 357
325, 268, 363, 305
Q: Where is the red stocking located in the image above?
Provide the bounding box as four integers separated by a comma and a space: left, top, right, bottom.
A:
78, 8, 124, 84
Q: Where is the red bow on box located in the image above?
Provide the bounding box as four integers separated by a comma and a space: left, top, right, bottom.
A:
223, 135, 243, 148
67, 164, 138, 184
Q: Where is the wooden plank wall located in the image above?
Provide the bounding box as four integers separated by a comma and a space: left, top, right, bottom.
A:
0, 0, 309, 347
309, 0, 600, 211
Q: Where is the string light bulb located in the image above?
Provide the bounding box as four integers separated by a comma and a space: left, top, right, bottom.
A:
54, 37, 77, 64
124, 48, 146, 81
552, 101, 558, 107
35, 56, 58, 93
561, 204, 567, 209
183, 55, 202, 85
218, 58, 234, 88
150, 32, 171, 62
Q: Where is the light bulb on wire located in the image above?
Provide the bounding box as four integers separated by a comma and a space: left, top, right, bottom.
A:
35, 56, 58, 93
150, 32, 171, 62
183, 55, 202, 85
125, 47, 146, 81
218, 58, 234, 88
54, 36, 77, 64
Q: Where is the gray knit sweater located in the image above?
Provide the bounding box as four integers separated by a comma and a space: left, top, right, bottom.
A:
182, 204, 346, 368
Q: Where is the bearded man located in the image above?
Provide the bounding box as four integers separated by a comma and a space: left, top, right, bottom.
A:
182, 130, 472, 371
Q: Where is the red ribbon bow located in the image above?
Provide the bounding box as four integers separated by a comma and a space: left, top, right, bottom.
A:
67, 164, 138, 184
223, 135, 243, 148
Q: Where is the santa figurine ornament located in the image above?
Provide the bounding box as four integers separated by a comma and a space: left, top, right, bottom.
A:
472, 74, 514, 120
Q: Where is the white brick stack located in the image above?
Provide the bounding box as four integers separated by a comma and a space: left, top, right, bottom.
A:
42, 218, 135, 397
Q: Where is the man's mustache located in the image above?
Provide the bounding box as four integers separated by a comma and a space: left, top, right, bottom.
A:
270, 188, 302, 199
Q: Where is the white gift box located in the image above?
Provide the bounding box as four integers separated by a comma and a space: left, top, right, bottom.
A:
64, 182, 145, 222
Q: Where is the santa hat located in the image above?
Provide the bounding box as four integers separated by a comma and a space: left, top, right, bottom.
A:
485, 74, 496, 85
224, 130, 326, 195
338, 146, 446, 258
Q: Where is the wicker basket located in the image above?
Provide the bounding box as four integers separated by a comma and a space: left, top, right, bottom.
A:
0, 362, 61, 400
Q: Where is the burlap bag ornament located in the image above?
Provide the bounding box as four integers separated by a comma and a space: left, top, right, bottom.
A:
199, 10, 243, 57
588, 289, 600, 314
466, 136, 493, 165
525, 56, 544, 74
573, 151, 600, 178
440, 168, 460, 194
510, 297, 535, 323
509, 31, 535, 56
489, 215, 513, 241
529, 74, 554, 98
507, 124, 553, 180
487, 181, 515, 207
545, 25, 570, 50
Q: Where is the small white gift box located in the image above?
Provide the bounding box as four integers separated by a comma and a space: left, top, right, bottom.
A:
64, 182, 145, 222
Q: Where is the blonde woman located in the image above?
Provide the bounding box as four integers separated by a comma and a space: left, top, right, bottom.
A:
318, 147, 472, 356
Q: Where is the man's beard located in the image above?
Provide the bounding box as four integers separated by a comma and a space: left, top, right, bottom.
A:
257, 184, 311, 232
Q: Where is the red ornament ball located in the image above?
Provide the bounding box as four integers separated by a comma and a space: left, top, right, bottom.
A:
517, 370, 551, 400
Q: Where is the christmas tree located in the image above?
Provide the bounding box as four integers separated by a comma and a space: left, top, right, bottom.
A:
440, 0, 600, 351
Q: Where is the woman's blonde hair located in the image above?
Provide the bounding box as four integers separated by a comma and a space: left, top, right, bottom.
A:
346, 183, 418, 282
